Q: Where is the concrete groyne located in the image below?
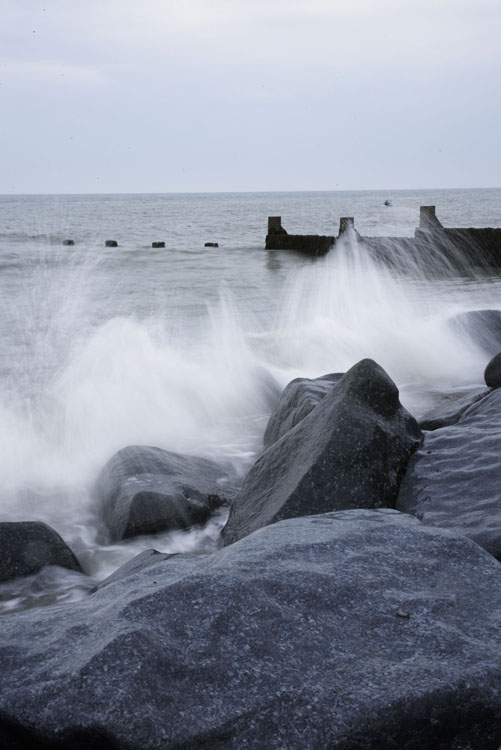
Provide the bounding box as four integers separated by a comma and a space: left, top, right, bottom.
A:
266, 207, 501, 269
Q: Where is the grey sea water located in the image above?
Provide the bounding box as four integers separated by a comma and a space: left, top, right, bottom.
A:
0, 187, 500, 611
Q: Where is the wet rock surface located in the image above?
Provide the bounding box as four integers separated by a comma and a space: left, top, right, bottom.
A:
1, 510, 501, 750
397, 388, 501, 559
0, 521, 82, 583
263, 371, 343, 448
95, 549, 177, 591
223, 359, 421, 545
94, 445, 235, 541
418, 387, 489, 430
484, 352, 501, 388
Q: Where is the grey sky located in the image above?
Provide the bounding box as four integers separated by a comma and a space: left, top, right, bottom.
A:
1, 0, 500, 193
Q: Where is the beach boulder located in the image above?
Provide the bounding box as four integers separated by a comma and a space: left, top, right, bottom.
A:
223, 359, 422, 545
397, 387, 501, 559
0, 521, 82, 583
263, 372, 343, 448
1, 510, 501, 749
94, 445, 234, 541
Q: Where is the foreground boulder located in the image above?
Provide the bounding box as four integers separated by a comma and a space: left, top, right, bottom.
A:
448, 308, 501, 356
1, 510, 501, 749
223, 359, 421, 545
397, 388, 501, 558
0, 521, 81, 583
263, 371, 343, 448
94, 445, 234, 541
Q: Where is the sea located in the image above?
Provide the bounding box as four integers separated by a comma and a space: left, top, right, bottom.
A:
0, 187, 500, 612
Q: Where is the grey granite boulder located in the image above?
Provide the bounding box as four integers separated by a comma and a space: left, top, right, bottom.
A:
1, 510, 501, 749
94, 445, 235, 541
0, 521, 82, 583
263, 371, 343, 448
484, 352, 501, 388
448, 308, 501, 356
223, 358, 421, 545
397, 388, 501, 558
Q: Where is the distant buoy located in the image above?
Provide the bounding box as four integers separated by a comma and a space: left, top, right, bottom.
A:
105, 240, 118, 247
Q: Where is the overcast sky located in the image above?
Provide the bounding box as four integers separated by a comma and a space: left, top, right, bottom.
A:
1, 0, 500, 193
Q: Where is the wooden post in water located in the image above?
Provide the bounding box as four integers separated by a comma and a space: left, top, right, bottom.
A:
339, 217, 355, 235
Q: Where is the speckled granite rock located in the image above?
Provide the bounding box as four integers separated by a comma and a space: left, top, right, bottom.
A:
0, 521, 82, 583
94, 445, 235, 541
397, 388, 501, 559
263, 371, 343, 448
223, 359, 421, 545
1, 510, 501, 749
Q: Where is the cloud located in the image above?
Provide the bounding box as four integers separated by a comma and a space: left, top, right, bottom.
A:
0, 0, 500, 192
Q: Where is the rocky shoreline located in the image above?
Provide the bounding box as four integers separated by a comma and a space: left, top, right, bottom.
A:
1, 310, 501, 748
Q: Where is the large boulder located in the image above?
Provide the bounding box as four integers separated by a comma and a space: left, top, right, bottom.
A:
223, 359, 421, 545
94, 445, 235, 541
1, 510, 501, 749
0, 521, 82, 583
448, 308, 501, 356
397, 388, 501, 559
263, 372, 343, 448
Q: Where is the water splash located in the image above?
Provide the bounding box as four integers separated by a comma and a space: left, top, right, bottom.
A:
0, 225, 498, 609
263, 228, 487, 409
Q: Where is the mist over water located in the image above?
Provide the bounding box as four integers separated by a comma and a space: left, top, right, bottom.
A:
0, 188, 500, 611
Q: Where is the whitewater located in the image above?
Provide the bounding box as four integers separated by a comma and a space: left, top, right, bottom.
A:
0, 188, 500, 611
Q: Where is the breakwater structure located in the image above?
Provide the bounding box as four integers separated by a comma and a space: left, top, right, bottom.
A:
266, 206, 501, 269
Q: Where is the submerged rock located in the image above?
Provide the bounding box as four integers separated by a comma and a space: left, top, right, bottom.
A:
94, 445, 234, 541
484, 352, 501, 388
223, 359, 421, 545
0, 510, 500, 749
0, 521, 82, 583
397, 388, 501, 559
263, 371, 343, 448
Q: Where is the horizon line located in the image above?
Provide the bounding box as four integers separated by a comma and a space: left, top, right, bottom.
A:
1, 185, 500, 198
